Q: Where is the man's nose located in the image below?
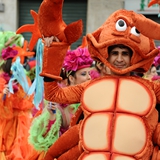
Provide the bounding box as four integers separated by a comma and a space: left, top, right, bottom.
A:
117, 54, 123, 62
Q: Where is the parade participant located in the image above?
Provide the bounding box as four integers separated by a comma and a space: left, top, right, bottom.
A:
42, 8, 160, 160
151, 52, 160, 81
16, 0, 160, 159
143, 64, 158, 81
0, 31, 24, 55
0, 45, 34, 160
0, 31, 25, 74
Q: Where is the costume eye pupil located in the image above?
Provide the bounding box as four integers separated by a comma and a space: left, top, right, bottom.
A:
115, 19, 127, 31
130, 26, 140, 36
136, 28, 140, 34
118, 20, 125, 27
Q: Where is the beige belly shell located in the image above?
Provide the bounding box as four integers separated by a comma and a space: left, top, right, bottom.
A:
79, 77, 155, 160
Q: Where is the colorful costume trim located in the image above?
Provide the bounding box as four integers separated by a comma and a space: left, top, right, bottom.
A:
29, 108, 62, 151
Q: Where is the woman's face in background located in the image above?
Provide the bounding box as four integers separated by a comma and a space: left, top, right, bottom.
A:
150, 66, 158, 77
69, 67, 91, 85
143, 65, 158, 80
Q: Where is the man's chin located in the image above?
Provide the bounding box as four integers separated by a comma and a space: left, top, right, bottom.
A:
114, 65, 125, 70
110, 69, 130, 76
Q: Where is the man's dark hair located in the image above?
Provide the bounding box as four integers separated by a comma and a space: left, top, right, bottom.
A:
108, 44, 133, 57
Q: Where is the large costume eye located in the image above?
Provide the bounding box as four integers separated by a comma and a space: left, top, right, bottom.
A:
130, 26, 140, 36
115, 19, 127, 31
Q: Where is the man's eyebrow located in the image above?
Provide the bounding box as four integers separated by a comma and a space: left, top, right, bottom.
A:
122, 51, 130, 54
110, 50, 118, 53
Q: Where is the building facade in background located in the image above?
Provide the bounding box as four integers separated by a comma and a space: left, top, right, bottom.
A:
0, 0, 159, 47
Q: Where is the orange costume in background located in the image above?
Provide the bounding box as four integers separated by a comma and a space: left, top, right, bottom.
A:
0, 43, 34, 159
0, 75, 34, 160
16, 0, 160, 160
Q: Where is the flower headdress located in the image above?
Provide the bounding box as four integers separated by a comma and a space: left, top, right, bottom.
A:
63, 47, 93, 76
153, 54, 160, 67
1, 45, 18, 60
153, 46, 160, 67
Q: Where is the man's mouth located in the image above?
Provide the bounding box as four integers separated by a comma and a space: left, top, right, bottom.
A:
114, 65, 125, 69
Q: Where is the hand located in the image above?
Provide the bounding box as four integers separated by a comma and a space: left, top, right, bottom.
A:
43, 36, 60, 47
47, 102, 59, 120
47, 102, 57, 113
2, 85, 9, 100
3, 85, 9, 94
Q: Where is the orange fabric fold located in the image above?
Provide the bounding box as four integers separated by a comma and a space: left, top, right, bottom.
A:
0, 77, 34, 160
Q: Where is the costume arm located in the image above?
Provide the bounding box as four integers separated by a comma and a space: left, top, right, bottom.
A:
44, 80, 90, 104
44, 124, 81, 160
152, 82, 160, 104
149, 81, 160, 142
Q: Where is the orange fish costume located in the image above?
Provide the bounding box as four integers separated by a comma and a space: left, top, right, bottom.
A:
16, 0, 160, 159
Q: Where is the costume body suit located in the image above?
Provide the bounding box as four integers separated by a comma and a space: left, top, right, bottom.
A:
43, 75, 160, 160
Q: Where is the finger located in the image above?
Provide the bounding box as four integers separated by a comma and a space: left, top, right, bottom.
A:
47, 105, 56, 110
50, 36, 54, 41
3, 89, 9, 94
45, 39, 49, 47
54, 36, 60, 42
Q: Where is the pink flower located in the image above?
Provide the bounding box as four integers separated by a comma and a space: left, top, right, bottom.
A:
90, 69, 100, 79
153, 53, 160, 67
63, 47, 93, 72
2, 45, 18, 60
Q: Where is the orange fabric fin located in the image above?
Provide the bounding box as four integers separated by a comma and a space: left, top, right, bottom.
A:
16, 10, 41, 51
12, 40, 35, 64
148, 0, 160, 7
64, 19, 83, 44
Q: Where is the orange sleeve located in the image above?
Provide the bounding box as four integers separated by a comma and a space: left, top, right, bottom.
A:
44, 80, 90, 104
150, 81, 160, 104
136, 78, 160, 104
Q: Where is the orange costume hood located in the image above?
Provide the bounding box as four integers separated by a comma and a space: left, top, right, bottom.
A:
87, 9, 160, 75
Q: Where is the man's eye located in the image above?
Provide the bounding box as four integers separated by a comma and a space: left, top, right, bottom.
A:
111, 52, 118, 55
122, 52, 129, 56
